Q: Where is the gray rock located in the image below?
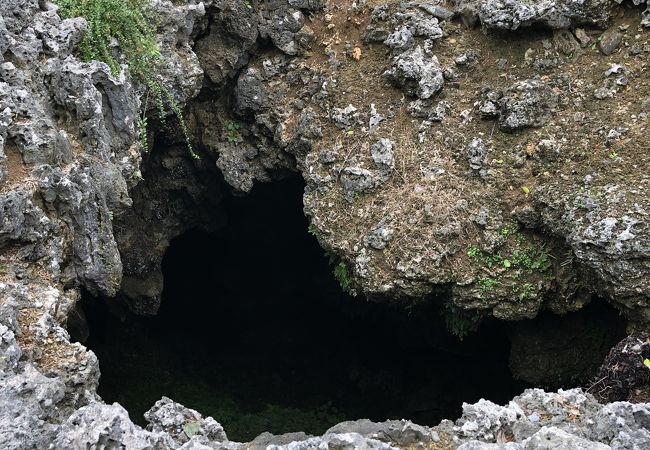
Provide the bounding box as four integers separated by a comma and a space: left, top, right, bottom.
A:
52, 402, 174, 449
235, 67, 269, 115
288, 0, 325, 10
478, 90, 502, 119
258, 3, 313, 56
499, 80, 558, 132
371, 139, 395, 178
194, 1, 259, 86
267, 432, 398, 450
452, 0, 614, 30
454, 398, 526, 442
524, 426, 610, 450
598, 30, 623, 56
418, 4, 455, 21
467, 138, 487, 170
574, 28, 591, 47
459, 442, 523, 450
332, 104, 360, 129
145, 396, 228, 446
385, 26, 415, 51
341, 167, 375, 199
248, 431, 311, 450
365, 219, 394, 250
590, 402, 650, 448
369, 104, 385, 132
0, 364, 66, 450
384, 46, 444, 100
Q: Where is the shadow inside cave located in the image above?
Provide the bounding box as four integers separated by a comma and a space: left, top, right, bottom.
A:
79, 178, 623, 442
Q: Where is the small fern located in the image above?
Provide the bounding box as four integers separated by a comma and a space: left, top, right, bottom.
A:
55, 0, 197, 158
333, 261, 358, 297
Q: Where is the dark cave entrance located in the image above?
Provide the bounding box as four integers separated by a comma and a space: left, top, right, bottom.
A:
80, 178, 624, 442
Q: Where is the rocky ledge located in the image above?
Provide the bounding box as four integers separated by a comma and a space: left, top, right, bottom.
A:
1, 0, 650, 449
16, 388, 650, 449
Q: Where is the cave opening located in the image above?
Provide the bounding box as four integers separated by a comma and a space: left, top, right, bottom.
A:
79, 178, 624, 442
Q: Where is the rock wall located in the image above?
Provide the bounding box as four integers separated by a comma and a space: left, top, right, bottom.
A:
1, 0, 650, 448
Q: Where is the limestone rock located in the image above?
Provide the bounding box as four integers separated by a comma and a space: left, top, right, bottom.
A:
452, 0, 615, 30
384, 46, 444, 100
499, 80, 559, 132
145, 396, 228, 446
52, 402, 174, 449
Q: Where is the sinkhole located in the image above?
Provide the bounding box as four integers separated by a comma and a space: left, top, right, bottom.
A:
79, 178, 625, 442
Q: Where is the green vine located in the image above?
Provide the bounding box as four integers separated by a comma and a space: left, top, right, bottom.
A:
55, 0, 198, 158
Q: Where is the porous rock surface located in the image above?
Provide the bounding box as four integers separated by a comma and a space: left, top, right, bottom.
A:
1, 0, 650, 449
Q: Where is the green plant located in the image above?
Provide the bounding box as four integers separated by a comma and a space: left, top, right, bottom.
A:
137, 116, 149, 151
442, 305, 483, 340
477, 277, 499, 294
307, 223, 321, 240
54, 0, 198, 158
333, 261, 358, 297
226, 120, 242, 144
467, 231, 552, 300
499, 222, 519, 238
510, 244, 552, 272
515, 283, 536, 302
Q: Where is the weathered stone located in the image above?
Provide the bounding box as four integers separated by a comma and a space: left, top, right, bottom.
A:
145, 397, 228, 446
451, 0, 614, 30
598, 30, 623, 56
52, 402, 174, 449
499, 80, 559, 132
384, 46, 444, 99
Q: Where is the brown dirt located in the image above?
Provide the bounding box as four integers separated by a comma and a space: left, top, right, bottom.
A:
291, 1, 649, 310
2, 139, 29, 190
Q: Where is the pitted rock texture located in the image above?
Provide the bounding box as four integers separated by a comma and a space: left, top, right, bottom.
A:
230, 0, 650, 324
451, 0, 615, 30
0, 0, 215, 446
1, 0, 650, 449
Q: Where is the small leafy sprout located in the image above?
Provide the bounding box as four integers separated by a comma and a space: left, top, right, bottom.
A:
477, 277, 498, 294
226, 120, 242, 144
308, 223, 321, 240
499, 222, 519, 238
644, 359, 650, 370
467, 246, 481, 259
516, 283, 536, 302
137, 116, 149, 152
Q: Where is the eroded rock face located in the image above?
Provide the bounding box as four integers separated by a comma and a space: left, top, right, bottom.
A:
252, 0, 650, 325
112, 144, 225, 315
145, 397, 228, 447
1, 0, 650, 448
0, 0, 217, 445
451, 0, 615, 30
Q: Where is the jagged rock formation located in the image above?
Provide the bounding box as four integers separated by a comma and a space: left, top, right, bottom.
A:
288, 0, 650, 324
42, 389, 650, 449
1, 0, 650, 448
